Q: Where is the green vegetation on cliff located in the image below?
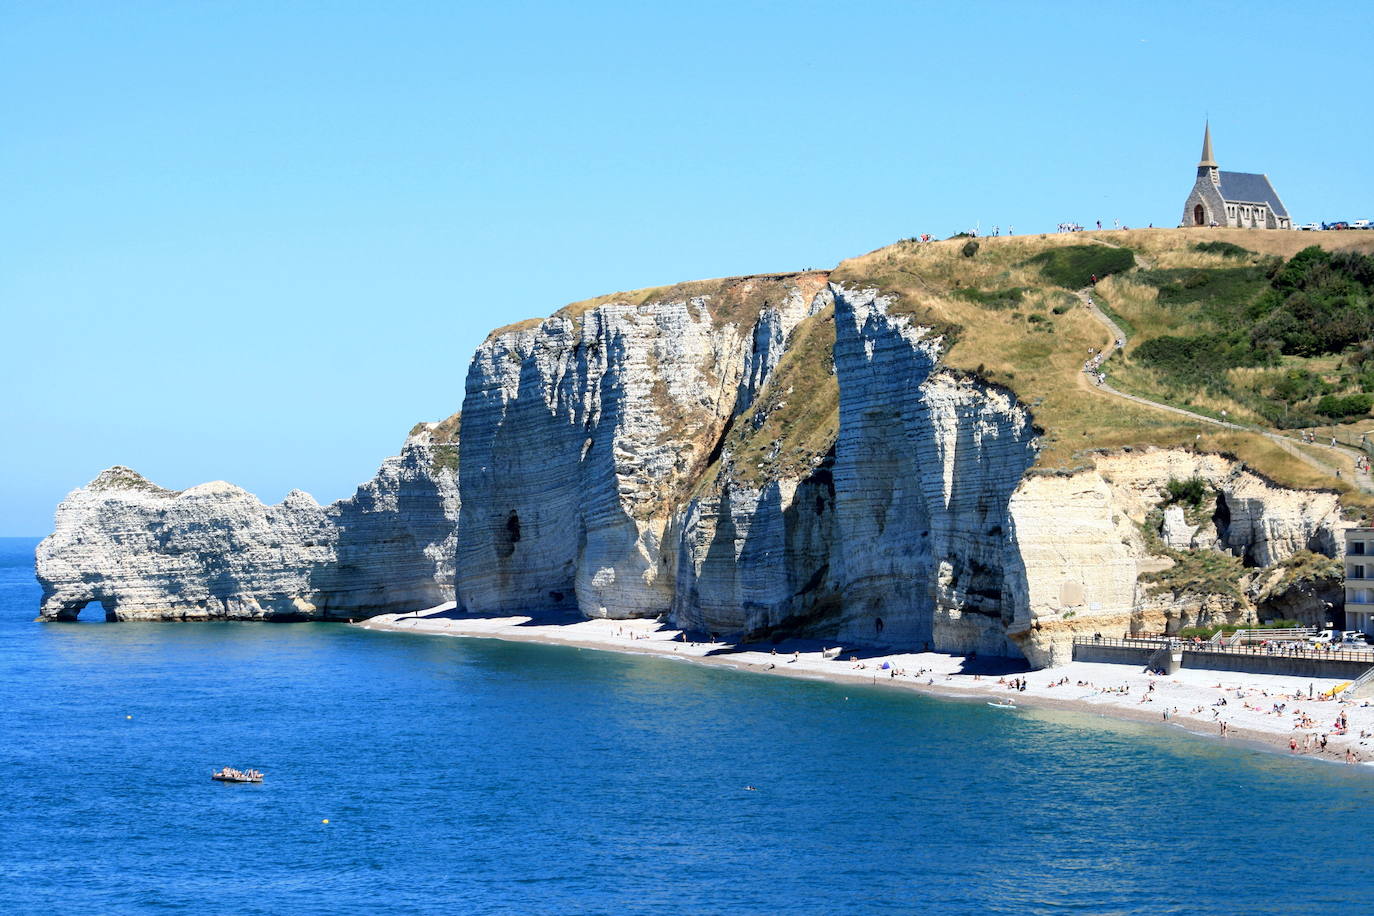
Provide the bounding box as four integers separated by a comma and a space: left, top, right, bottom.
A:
714, 305, 840, 488
1025, 245, 1135, 288
831, 228, 1374, 506
1099, 243, 1374, 429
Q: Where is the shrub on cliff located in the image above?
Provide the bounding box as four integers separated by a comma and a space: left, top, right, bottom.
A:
961, 240, 979, 258
1251, 247, 1374, 357
1133, 334, 1257, 390
1193, 241, 1253, 259
1024, 245, 1135, 288
1314, 393, 1373, 419
1163, 476, 1209, 507
953, 286, 1024, 309
1141, 548, 1244, 599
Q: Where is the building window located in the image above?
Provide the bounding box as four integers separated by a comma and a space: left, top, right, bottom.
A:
1354, 564, 1366, 579
1352, 541, 1367, 555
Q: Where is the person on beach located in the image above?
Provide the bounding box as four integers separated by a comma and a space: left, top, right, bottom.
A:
1290, 737, 1298, 753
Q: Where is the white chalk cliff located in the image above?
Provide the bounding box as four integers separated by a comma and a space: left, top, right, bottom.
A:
36, 423, 459, 621
36, 274, 1353, 667
455, 274, 831, 620
450, 281, 1351, 666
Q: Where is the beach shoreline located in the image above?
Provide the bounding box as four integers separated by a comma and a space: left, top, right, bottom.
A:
359, 605, 1374, 768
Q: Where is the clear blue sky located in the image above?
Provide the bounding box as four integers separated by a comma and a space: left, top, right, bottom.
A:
3, 1, 1371, 535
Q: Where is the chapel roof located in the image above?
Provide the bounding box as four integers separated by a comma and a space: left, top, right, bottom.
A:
1218, 171, 1289, 218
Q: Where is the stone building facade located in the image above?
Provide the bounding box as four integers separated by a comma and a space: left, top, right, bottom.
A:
1181, 123, 1291, 229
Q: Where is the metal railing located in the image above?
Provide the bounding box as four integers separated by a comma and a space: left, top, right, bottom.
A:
1341, 665, 1374, 698
1219, 627, 1317, 646
1073, 635, 1374, 664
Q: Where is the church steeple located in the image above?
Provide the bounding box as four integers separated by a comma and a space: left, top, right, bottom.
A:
1198, 121, 1217, 167
1197, 121, 1219, 185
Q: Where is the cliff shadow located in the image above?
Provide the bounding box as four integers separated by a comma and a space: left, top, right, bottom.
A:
699, 638, 1030, 675
310, 460, 453, 618
391, 605, 594, 628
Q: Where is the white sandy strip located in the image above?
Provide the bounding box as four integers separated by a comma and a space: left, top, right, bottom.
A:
360, 605, 1374, 767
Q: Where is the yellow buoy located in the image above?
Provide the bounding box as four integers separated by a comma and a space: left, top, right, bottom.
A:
126, 715, 132, 720
322, 819, 329, 824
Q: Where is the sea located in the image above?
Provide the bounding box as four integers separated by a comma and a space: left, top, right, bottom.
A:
2, 535, 1371, 915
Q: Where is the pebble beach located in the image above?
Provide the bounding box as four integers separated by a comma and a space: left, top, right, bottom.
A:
362, 604, 1374, 768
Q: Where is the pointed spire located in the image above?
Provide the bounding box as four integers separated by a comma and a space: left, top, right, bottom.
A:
1198, 121, 1217, 168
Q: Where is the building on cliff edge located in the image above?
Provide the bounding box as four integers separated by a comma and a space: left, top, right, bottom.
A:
1180, 122, 1291, 230
1346, 527, 1374, 636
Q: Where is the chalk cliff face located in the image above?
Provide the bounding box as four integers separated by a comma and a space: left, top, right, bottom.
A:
35, 423, 459, 621
455, 281, 1351, 666
1005, 451, 1351, 665
37, 269, 1354, 668
454, 274, 830, 620
827, 287, 1040, 654
673, 287, 1041, 651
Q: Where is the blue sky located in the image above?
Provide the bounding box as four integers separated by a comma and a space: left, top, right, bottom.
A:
3, 0, 1371, 535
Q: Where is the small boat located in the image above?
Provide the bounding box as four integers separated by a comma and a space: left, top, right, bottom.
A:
212, 767, 264, 783
987, 701, 1018, 710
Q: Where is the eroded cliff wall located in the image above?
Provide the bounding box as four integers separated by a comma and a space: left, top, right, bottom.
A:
455, 274, 831, 619
35, 424, 459, 621
1006, 451, 1351, 665
37, 272, 1355, 668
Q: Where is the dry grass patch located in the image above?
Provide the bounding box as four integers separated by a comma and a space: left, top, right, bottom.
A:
1085, 227, 1374, 262
557, 272, 830, 330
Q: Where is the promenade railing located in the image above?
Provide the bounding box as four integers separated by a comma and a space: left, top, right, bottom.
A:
1073, 635, 1374, 665
1220, 627, 1318, 647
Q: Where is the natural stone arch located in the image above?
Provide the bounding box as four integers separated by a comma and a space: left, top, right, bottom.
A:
52, 599, 116, 622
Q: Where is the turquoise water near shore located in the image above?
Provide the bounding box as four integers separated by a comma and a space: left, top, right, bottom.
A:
3, 536, 1372, 914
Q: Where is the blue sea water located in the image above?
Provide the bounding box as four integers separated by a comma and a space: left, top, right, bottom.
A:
2, 535, 1371, 915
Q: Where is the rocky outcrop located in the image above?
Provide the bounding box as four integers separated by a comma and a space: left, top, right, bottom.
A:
826, 287, 1039, 654
671, 463, 840, 638
455, 274, 831, 620
35, 423, 459, 621
1006, 451, 1352, 665
664, 286, 1041, 655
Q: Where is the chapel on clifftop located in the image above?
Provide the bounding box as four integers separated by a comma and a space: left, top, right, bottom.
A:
1180, 122, 1291, 229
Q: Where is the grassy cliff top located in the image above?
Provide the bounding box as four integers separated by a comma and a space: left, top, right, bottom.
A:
832, 228, 1374, 507
555, 271, 831, 329
407, 411, 461, 444
482, 272, 830, 342
467, 228, 1374, 508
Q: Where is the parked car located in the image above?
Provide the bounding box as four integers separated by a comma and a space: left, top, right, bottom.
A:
1308, 630, 1337, 644
1298, 222, 1322, 231
1341, 631, 1371, 645
1325, 221, 1351, 231
1351, 219, 1372, 230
